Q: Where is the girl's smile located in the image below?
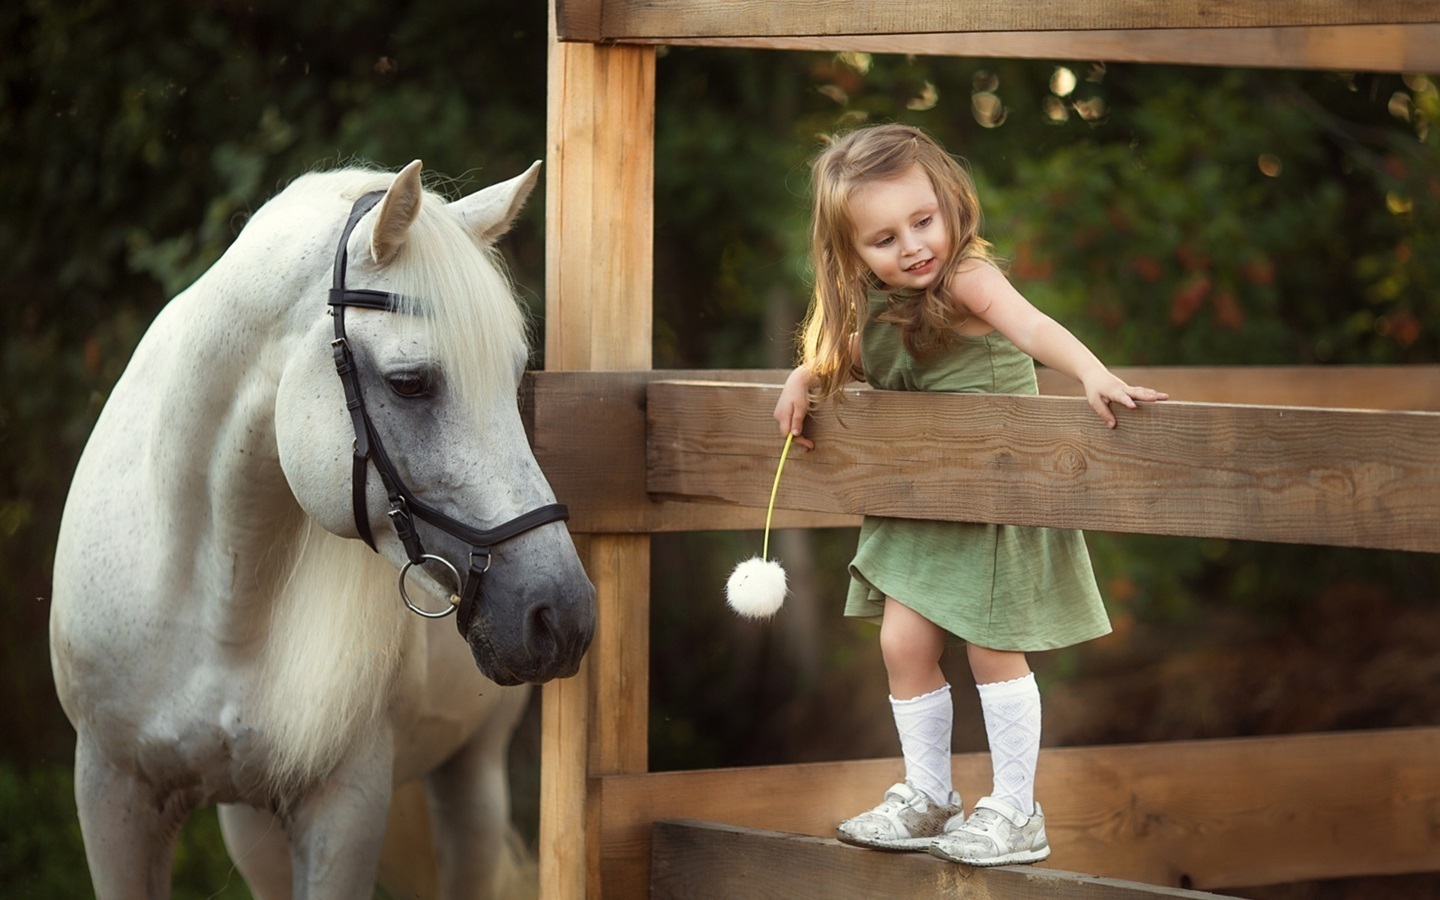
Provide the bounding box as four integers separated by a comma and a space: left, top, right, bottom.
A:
849, 164, 950, 291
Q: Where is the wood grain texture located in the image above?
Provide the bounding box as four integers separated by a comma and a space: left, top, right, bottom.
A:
543, 26, 654, 372
524, 369, 857, 533
599, 728, 1440, 895
556, 1, 1440, 42
645, 380, 1440, 552
539, 566, 594, 899
555, 0, 602, 42
527, 366, 1440, 535
1035, 365, 1440, 412
540, 5, 657, 898
587, 533, 650, 774
654, 25, 1440, 74
651, 820, 1227, 899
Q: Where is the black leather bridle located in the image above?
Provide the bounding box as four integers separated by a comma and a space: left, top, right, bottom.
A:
326, 191, 569, 634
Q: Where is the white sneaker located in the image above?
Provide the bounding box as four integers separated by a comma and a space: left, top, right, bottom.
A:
835, 782, 965, 850
929, 796, 1050, 866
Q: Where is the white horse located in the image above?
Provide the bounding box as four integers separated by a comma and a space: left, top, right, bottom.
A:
49, 159, 595, 899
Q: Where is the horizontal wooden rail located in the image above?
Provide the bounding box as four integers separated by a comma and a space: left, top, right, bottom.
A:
601, 728, 1440, 897
556, 0, 1440, 43
525, 369, 855, 533
526, 366, 1440, 535
1034, 365, 1440, 412
652, 820, 1225, 900
646, 380, 1440, 552
656, 25, 1440, 74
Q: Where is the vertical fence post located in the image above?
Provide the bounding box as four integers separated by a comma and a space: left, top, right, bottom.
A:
541, 3, 656, 897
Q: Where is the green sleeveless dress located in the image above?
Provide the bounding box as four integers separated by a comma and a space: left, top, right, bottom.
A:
844, 296, 1111, 651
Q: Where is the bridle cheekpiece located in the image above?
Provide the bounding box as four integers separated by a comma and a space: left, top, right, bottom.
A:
325, 191, 569, 635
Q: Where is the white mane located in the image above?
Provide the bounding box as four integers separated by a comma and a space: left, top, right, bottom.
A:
372, 175, 533, 411
255, 519, 409, 793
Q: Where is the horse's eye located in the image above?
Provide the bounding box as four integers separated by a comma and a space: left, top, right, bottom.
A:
387, 372, 431, 398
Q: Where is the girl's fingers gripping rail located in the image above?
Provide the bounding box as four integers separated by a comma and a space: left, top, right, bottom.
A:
775, 367, 817, 449
1092, 382, 1170, 429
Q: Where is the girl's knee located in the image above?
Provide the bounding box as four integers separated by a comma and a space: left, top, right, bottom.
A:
879, 631, 938, 678
878, 598, 948, 693
965, 644, 1030, 684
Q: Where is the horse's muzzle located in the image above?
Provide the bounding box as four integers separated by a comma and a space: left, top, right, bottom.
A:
464, 572, 596, 685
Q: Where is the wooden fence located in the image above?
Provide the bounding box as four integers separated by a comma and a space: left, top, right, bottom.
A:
535, 2, 1440, 896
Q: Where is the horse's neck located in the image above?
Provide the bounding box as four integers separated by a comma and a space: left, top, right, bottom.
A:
138, 278, 310, 634
208, 359, 310, 639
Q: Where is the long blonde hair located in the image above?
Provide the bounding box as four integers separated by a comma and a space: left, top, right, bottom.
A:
799, 123, 993, 402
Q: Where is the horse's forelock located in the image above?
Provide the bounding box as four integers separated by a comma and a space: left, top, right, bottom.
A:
381, 201, 532, 412
267, 167, 531, 409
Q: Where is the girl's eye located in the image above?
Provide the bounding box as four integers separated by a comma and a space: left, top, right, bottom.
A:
875, 236, 894, 247
387, 372, 432, 398
916, 216, 932, 228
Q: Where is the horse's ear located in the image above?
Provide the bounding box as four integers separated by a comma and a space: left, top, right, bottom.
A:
371, 160, 425, 266
451, 161, 541, 246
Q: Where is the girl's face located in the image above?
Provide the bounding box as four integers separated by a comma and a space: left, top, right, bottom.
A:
848, 164, 950, 291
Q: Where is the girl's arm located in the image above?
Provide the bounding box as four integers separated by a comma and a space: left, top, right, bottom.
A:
949, 262, 1167, 428
773, 334, 864, 449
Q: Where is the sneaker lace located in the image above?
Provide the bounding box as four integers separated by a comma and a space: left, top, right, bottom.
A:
961, 807, 1003, 837
869, 784, 941, 819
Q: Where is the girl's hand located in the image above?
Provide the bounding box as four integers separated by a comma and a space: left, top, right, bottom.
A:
1083, 373, 1169, 429
774, 366, 816, 450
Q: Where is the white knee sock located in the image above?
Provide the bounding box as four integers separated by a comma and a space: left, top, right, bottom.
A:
977, 673, 1041, 816
890, 683, 954, 806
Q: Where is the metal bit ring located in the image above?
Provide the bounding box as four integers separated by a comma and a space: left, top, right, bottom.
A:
398, 554, 463, 619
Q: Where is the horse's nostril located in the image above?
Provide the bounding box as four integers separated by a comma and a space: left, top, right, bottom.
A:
526, 605, 560, 658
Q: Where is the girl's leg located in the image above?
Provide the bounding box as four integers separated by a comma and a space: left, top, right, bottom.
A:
966, 644, 1040, 816
879, 597, 947, 699
879, 598, 953, 806
835, 598, 963, 849
929, 643, 1049, 866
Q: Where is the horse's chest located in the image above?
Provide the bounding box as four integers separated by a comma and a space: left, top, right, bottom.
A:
58, 626, 284, 797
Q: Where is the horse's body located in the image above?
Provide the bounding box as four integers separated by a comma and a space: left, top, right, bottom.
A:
49, 161, 594, 899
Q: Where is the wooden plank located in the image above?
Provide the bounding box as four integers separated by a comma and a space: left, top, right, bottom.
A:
544, 21, 655, 373
540, 535, 596, 897
1035, 365, 1440, 413
556, 0, 603, 43
600, 728, 1440, 895
524, 369, 856, 533
654, 25, 1440, 73
646, 380, 1440, 553
587, 533, 650, 774
540, 3, 657, 898
526, 366, 1440, 534
651, 820, 1226, 900
557, 1, 1440, 42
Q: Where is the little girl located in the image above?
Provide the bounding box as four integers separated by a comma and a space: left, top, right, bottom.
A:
774, 123, 1166, 866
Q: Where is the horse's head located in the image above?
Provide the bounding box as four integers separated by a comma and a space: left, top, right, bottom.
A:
273, 160, 595, 685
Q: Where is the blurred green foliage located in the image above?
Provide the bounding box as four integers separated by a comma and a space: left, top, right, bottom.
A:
3, 0, 1439, 891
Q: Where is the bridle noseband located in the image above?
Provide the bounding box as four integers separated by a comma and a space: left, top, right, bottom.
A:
326, 191, 569, 634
